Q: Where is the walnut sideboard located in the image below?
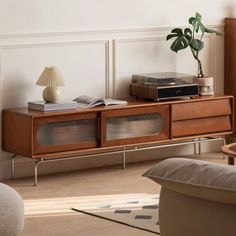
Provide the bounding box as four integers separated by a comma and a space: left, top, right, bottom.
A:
2, 94, 234, 185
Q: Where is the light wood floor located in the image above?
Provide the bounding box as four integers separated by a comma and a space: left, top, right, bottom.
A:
5, 153, 227, 236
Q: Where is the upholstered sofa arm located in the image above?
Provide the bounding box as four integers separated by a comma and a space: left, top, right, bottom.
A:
143, 158, 236, 205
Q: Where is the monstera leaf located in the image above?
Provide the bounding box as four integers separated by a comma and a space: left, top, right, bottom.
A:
189, 12, 203, 33
190, 39, 204, 51
189, 13, 222, 36
204, 27, 222, 35
166, 28, 192, 52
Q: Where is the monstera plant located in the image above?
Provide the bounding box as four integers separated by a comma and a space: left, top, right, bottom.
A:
166, 12, 222, 78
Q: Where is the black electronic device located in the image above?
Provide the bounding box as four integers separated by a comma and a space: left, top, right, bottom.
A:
130, 72, 199, 101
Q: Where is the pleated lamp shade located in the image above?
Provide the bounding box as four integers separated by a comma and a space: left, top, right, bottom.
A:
36, 66, 65, 87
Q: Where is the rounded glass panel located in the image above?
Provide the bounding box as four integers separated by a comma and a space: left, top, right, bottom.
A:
107, 113, 164, 140
37, 119, 97, 146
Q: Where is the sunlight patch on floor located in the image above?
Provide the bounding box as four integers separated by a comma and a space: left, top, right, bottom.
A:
24, 193, 159, 217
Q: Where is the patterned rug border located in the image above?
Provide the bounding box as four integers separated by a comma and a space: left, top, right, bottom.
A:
72, 208, 160, 235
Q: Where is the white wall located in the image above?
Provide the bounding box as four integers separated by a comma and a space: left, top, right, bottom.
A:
0, 0, 234, 34
0, 1, 232, 180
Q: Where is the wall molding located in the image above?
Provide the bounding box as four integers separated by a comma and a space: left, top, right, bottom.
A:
0, 24, 224, 40
112, 36, 167, 97
0, 25, 224, 50
0, 39, 108, 49
0, 39, 110, 104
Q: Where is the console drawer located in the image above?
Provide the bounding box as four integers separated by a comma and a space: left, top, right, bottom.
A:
172, 116, 232, 137
172, 99, 232, 121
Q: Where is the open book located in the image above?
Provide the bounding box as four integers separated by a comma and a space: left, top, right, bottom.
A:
73, 95, 127, 108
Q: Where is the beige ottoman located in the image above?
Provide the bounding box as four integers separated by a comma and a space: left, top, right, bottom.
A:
0, 183, 24, 236
144, 158, 236, 236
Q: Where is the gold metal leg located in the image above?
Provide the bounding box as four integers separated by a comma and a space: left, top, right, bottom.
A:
194, 141, 198, 154
198, 138, 201, 154
34, 158, 44, 186
122, 148, 126, 169
11, 154, 17, 179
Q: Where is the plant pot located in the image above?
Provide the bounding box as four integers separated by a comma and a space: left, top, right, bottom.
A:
197, 77, 214, 96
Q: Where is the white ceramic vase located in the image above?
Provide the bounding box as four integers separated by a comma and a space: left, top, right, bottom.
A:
197, 77, 214, 96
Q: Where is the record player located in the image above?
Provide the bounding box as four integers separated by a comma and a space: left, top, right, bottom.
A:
130, 72, 199, 101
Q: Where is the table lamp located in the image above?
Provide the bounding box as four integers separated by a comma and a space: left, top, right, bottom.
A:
36, 66, 65, 103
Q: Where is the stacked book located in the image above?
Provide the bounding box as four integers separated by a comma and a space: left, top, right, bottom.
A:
28, 101, 78, 112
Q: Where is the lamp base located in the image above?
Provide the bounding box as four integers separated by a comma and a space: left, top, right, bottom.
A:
43, 87, 59, 103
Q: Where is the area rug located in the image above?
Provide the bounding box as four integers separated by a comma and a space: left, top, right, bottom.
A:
72, 193, 160, 235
